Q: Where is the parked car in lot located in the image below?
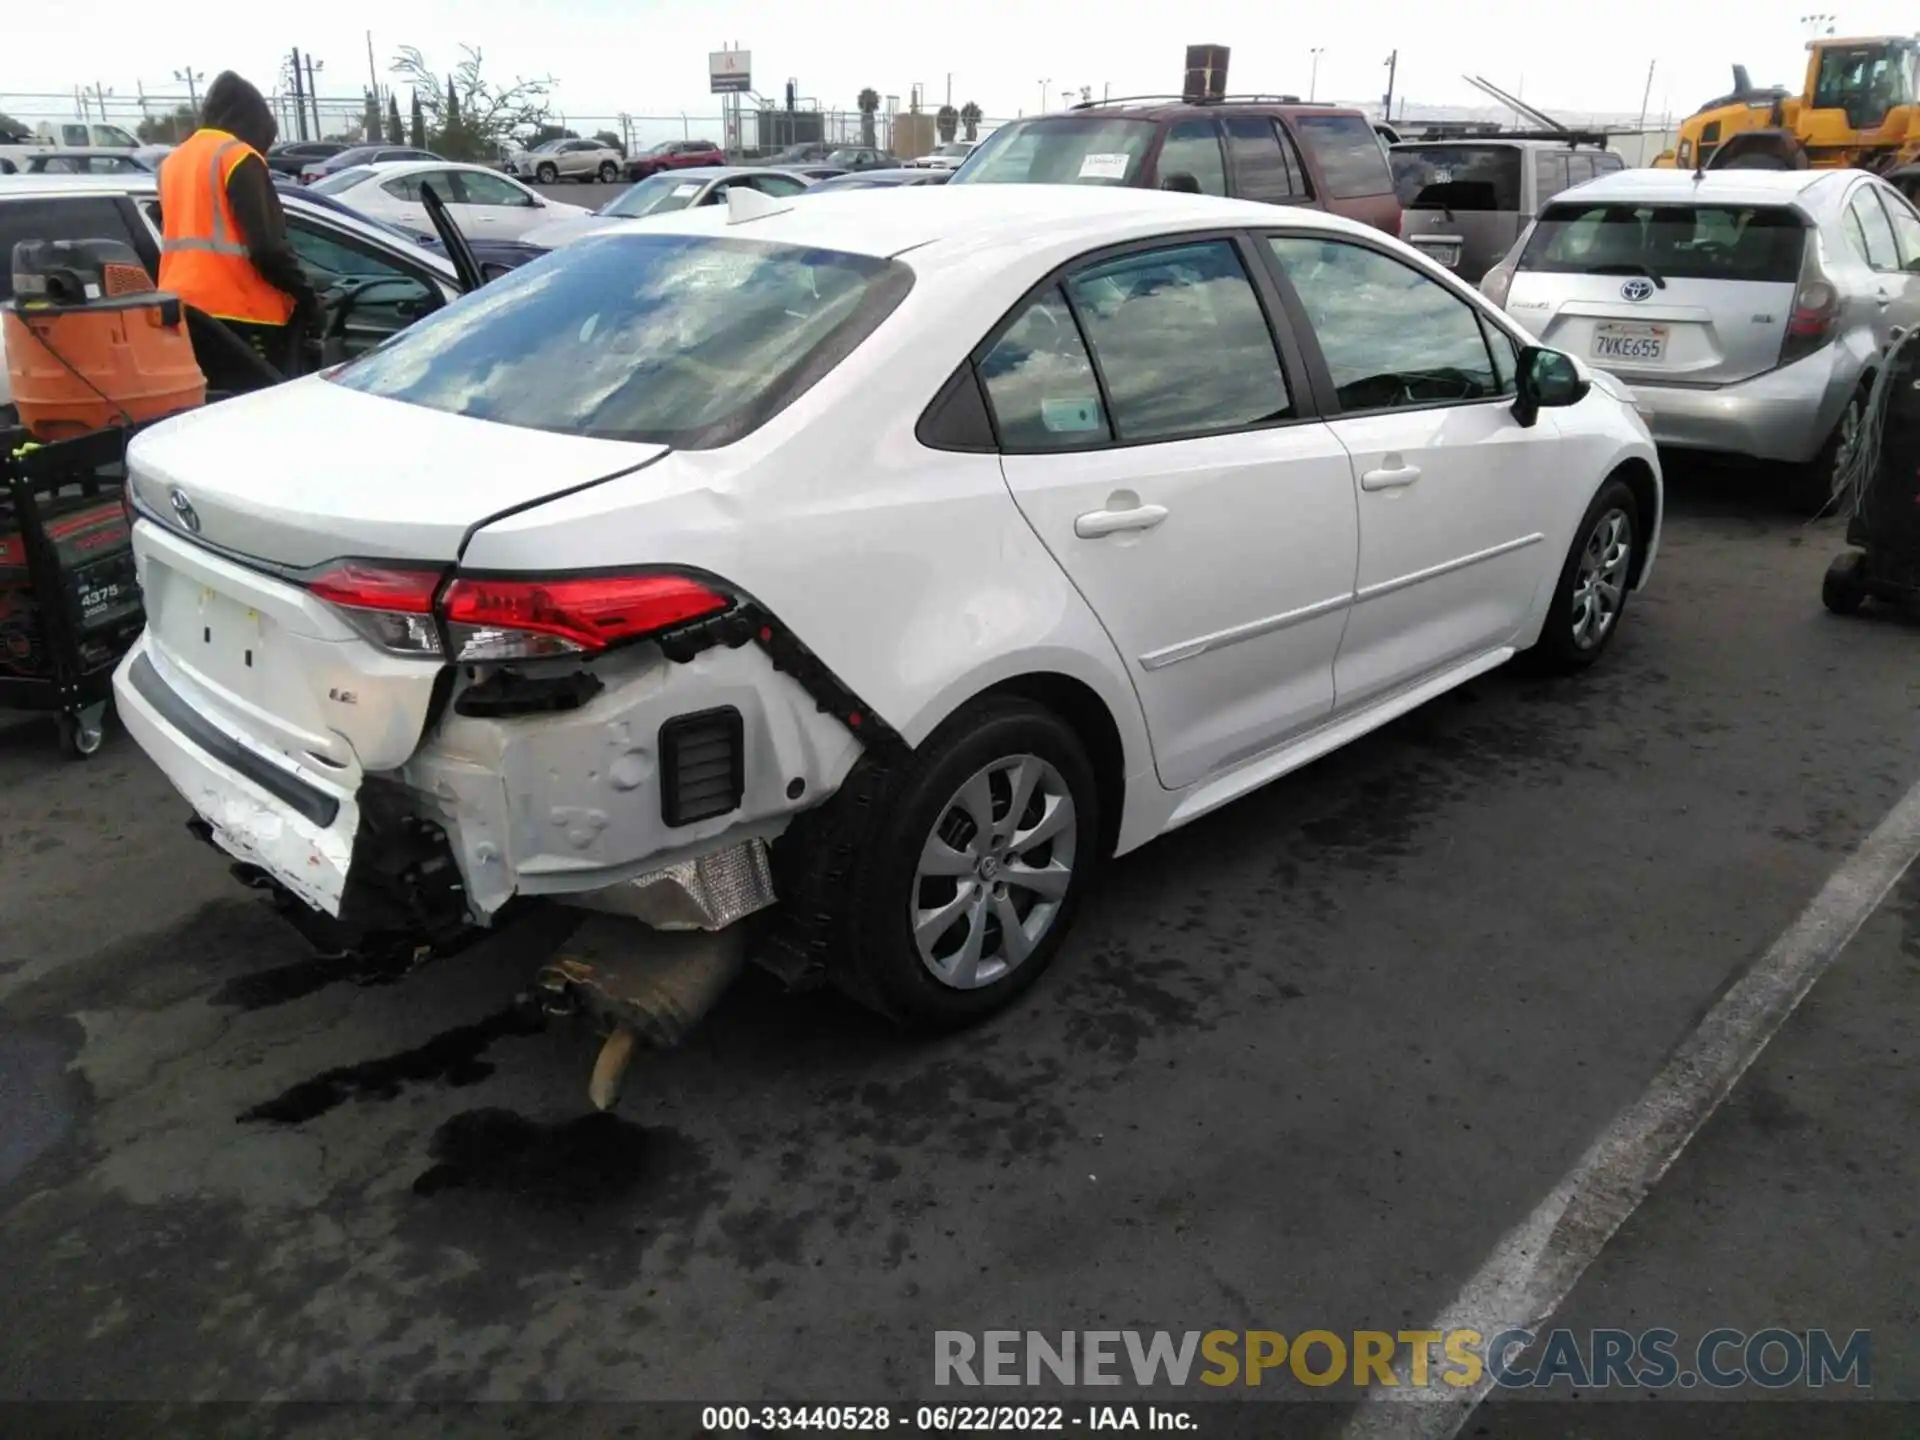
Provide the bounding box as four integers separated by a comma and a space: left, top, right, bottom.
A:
286, 184, 549, 278
1391, 138, 1626, 282
827, 146, 893, 171
908, 140, 977, 170
769, 143, 839, 165
267, 140, 348, 178
312, 161, 590, 242
626, 139, 728, 180
1490, 167, 1914, 512
772, 164, 849, 182
0, 172, 497, 414
10, 151, 154, 175
948, 98, 1402, 235
504, 137, 626, 185
519, 166, 814, 247
807, 168, 952, 191
111, 185, 1659, 1029
301, 145, 441, 186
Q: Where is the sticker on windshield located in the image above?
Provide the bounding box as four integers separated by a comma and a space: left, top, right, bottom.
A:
1078, 153, 1130, 181
1042, 397, 1104, 433
672, 182, 701, 197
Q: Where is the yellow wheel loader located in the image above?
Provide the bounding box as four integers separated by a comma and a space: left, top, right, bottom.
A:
1660, 37, 1920, 176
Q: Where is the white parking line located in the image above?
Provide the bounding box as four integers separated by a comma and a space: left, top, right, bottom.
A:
1344, 774, 1920, 1440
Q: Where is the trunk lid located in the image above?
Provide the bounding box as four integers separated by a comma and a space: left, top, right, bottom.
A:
1507, 198, 1808, 386
127, 377, 666, 568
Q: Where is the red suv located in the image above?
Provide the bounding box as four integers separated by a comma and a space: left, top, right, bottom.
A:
948, 97, 1401, 235
626, 139, 727, 182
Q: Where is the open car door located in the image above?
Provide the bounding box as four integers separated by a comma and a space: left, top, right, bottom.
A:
419, 181, 484, 294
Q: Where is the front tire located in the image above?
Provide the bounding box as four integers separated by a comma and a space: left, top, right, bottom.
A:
774, 697, 1101, 1030
1520, 478, 1641, 674
1822, 551, 1869, 614
535, 162, 558, 184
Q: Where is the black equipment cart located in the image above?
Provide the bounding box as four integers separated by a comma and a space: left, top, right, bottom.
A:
1824, 329, 1920, 616
0, 424, 143, 757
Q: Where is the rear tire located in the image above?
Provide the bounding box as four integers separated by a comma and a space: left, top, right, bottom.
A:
1789, 389, 1866, 517
1519, 478, 1640, 675
598, 160, 618, 183
770, 697, 1101, 1031
1822, 551, 1870, 614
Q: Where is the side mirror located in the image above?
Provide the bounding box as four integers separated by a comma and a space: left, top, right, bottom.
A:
1513, 345, 1589, 428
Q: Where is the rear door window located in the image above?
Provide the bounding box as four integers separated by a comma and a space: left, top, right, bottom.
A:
1877, 185, 1920, 268
1564, 154, 1595, 187
1153, 120, 1227, 196
1849, 185, 1901, 271
1390, 145, 1522, 211
1063, 239, 1292, 441
1290, 113, 1394, 198
1534, 151, 1571, 204
1224, 117, 1309, 203
0, 197, 149, 301
979, 288, 1112, 449
1520, 202, 1807, 283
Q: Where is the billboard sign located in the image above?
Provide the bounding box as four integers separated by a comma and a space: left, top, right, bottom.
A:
710, 50, 752, 94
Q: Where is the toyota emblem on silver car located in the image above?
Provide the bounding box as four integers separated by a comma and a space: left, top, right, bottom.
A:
168, 487, 201, 533
1621, 278, 1655, 302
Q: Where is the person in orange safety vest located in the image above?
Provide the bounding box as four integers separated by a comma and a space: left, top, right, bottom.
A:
156, 71, 319, 375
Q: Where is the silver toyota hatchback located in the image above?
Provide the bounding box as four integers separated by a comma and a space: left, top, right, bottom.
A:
1488, 168, 1920, 511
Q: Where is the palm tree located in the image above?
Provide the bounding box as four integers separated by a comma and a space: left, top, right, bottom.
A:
960, 101, 982, 142
857, 87, 880, 148
937, 104, 959, 143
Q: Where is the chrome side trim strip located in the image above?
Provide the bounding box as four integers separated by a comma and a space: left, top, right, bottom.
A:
1139, 592, 1353, 671
1354, 532, 1545, 605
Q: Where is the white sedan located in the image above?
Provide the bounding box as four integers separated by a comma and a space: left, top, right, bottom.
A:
310, 160, 589, 242
114, 185, 1660, 1032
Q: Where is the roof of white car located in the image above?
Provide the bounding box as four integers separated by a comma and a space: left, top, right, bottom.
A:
610, 184, 1376, 262
1559, 166, 1854, 209
0, 172, 158, 198
346, 160, 507, 178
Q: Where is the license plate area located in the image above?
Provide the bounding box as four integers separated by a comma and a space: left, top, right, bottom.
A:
1411, 238, 1462, 268
153, 566, 276, 701
1592, 321, 1668, 363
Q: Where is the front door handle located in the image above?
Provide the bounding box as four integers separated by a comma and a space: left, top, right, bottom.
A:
1074, 504, 1168, 538
1878, 290, 1894, 308
1360, 464, 1422, 491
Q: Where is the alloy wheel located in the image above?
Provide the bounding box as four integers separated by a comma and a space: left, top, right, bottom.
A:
911, 755, 1078, 990
1570, 508, 1633, 651
1829, 397, 1864, 507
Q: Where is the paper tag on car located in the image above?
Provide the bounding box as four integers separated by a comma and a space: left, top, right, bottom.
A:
1078, 153, 1130, 181
673, 183, 701, 196
1042, 397, 1104, 433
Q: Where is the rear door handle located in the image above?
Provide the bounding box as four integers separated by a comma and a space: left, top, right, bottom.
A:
1074, 504, 1168, 538
1360, 464, 1422, 491
1877, 290, 1893, 308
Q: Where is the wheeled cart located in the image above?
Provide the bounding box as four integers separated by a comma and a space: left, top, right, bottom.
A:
0, 424, 143, 757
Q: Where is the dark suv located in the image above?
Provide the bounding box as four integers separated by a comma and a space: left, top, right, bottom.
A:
948, 96, 1401, 234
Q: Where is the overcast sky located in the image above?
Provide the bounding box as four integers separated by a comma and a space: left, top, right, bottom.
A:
7, 0, 1917, 126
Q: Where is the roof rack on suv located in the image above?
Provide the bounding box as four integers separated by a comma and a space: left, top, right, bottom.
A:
1393, 124, 1617, 148
1069, 93, 1337, 110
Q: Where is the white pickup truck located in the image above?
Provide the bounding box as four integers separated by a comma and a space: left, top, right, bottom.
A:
0, 119, 141, 174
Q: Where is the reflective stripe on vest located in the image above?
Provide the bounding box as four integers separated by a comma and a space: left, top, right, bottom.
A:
159, 141, 251, 257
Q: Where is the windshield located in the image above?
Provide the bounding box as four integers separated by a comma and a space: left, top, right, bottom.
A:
1391, 145, 1523, 211
533, 139, 569, 153
1519, 201, 1807, 283
934, 142, 971, 157
311, 167, 375, 195
645, 140, 679, 156
599, 173, 712, 218
948, 117, 1156, 186
330, 233, 911, 446
827, 149, 870, 164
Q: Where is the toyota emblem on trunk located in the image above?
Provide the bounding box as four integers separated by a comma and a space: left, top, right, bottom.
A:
1621, 278, 1655, 302
168, 487, 201, 533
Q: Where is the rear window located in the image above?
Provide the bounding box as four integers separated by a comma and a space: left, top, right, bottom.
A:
600, 173, 711, 217
949, 117, 1158, 187
1519, 202, 1807, 283
1391, 145, 1522, 211
330, 233, 912, 448
1291, 114, 1394, 198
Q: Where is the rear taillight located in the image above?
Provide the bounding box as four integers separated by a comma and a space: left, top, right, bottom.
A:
308, 562, 444, 654
1779, 234, 1838, 367
303, 563, 732, 663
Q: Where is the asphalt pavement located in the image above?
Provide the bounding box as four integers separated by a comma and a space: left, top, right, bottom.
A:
1, 466, 1917, 1434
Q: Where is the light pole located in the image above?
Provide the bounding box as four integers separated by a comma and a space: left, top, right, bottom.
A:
1309, 49, 1325, 103
305, 55, 325, 143
1801, 12, 1836, 37
1039, 78, 1051, 113
173, 67, 203, 112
